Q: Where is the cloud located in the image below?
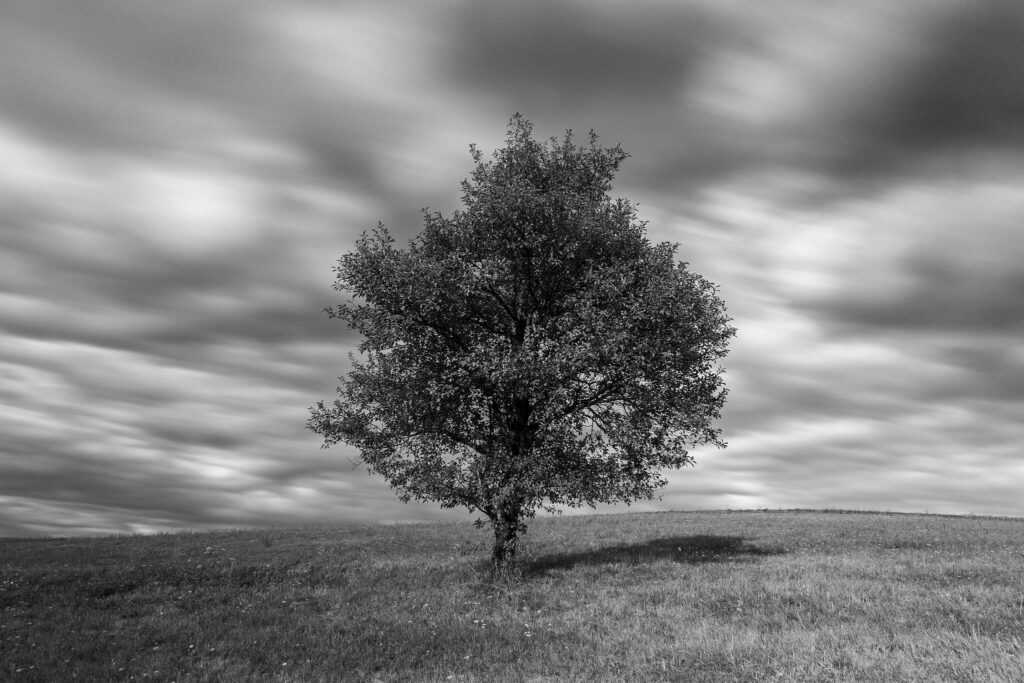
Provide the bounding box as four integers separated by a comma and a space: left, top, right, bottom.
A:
785, 175, 1024, 334
846, 3, 1024, 158
0, 334, 468, 537
452, 0, 716, 106
2, 0, 1023, 536
614, 1, 1024, 193
0, 122, 370, 351
1, 1, 272, 153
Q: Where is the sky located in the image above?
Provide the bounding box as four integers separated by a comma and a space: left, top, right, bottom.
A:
2, 0, 1023, 537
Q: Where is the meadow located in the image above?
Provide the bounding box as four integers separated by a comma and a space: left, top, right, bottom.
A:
2, 509, 1022, 681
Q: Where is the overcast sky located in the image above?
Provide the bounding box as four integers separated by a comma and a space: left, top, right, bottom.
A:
2, 0, 1023, 537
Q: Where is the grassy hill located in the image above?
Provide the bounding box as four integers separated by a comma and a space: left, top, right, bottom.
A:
2, 510, 1022, 681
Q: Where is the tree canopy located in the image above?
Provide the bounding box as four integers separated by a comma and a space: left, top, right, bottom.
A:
309, 115, 735, 570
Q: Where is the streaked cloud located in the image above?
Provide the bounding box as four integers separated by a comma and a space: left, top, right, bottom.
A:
2, 0, 1022, 537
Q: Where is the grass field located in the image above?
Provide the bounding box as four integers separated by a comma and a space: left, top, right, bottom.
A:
2, 509, 1023, 681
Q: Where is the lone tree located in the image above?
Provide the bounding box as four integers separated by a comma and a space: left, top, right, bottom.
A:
309, 115, 735, 571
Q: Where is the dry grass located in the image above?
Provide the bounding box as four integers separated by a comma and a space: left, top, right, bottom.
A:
2, 510, 1023, 681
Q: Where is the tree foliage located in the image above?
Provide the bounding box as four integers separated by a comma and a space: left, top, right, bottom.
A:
309, 115, 735, 570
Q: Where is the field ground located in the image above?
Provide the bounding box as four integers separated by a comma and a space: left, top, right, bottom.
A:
2, 509, 1023, 681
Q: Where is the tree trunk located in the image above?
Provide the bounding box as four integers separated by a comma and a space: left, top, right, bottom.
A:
490, 511, 523, 573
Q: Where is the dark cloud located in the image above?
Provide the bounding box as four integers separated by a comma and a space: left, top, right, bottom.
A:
0, 1, 270, 153
0, 0, 420, 206
446, 0, 744, 199
817, 254, 1024, 334
0, 214, 354, 363
785, 177, 1024, 337
852, 3, 1024, 157
789, 2, 1024, 182
453, 0, 715, 107
939, 343, 1024, 404
619, 2, 1024, 194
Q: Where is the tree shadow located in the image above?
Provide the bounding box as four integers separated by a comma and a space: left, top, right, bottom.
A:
527, 534, 784, 576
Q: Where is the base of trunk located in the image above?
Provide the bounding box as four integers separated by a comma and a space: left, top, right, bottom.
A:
490, 515, 524, 576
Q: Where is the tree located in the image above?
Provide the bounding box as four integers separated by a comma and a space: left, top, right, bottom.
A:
308, 115, 735, 572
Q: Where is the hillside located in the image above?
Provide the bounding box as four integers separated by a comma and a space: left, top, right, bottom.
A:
2, 510, 1023, 681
